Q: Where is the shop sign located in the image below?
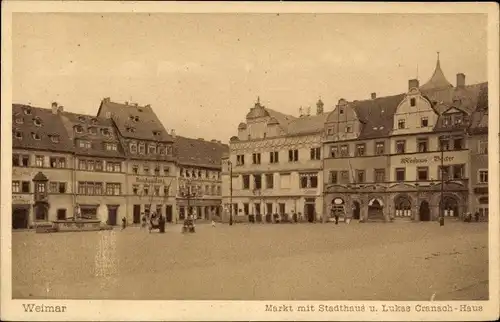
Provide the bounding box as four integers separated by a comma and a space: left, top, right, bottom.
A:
135, 176, 164, 184
400, 155, 455, 165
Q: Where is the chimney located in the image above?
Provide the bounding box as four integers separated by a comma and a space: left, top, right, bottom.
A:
408, 79, 419, 90
145, 104, 151, 108
170, 129, 176, 138
103, 97, 110, 103
316, 99, 324, 115
371, 92, 377, 100
125, 101, 129, 105
217, 140, 221, 144
198, 138, 204, 141
57, 106, 64, 112
456, 73, 465, 87
51, 102, 58, 114
211, 139, 217, 143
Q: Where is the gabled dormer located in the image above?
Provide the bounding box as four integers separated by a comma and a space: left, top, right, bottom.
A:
434, 105, 470, 133
391, 79, 437, 136
325, 98, 362, 141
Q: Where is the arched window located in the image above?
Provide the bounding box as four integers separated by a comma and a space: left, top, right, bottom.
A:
395, 195, 412, 217
331, 198, 345, 218
441, 196, 459, 217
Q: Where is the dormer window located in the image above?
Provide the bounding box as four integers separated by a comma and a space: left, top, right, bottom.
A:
101, 128, 110, 136
89, 127, 97, 135
454, 115, 463, 125
138, 143, 145, 154
23, 107, 32, 115
443, 115, 451, 126
126, 126, 136, 133
104, 143, 117, 151
75, 125, 83, 133
33, 118, 42, 127
167, 146, 173, 155
420, 117, 429, 127
130, 143, 137, 154
78, 140, 91, 149
14, 130, 22, 139
78, 116, 86, 122
148, 145, 157, 154
50, 135, 60, 143
15, 117, 24, 124
410, 98, 416, 107
398, 119, 406, 129
345, 126, 352, 133
158, 145, 166, 155
32, 132, 41, 140
153, 130, 161, 136
339, 108, 344, 114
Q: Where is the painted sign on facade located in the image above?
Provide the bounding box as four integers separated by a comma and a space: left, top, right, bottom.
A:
135, 176, 165, 184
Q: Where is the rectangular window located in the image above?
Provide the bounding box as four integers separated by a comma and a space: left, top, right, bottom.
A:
310, 147, 321, 160
310, 174, 318, 188
243, 203, 249, 215
395, 168, 406, 181
139, 144, 145, 154
154, 167, 160, 176
78, 140, 91, 149
21, 155, 29, 167
143, 186, 149, 195
132, 184, 139, 195
420, 117, 429, 127
356, 170, 365, 183
105, 143, 118, 151
440, 138, 450, 151
252, 153, 261, 165
288, 149, 299, 162
266, 203, 273, 215
12, 154, 20, 167
340, 145, 349, 157
78, 182, 86, 194
478, 170, 488, 183
132, 165, 139, 174
50, 157, 66, 168
237, 155, 245, 166
396, 140, 406, 154
22, 181, 30, 193
340, 171, 350, 183
453, 114, 463, 125
453, 137, 464, 150
163, 166, 170, 175
242, 175, 250, 190
87, 160, 95, 171
356, 144, 366, 156
279, 203, 285, 214
12, 181, 20, 193
329, 171, 338, 184
442, 115, 451, 126
35, 155, 44, 167
452, 164, 465, 179
269, 151, 279, 164
417, 138, 428, 153
330, 146, 338, 158
478, 139, 488, 154
398, 119, 406, 129
50, 182, 58, 193
163, 185, 169, 196
59, 182, 66, 193
417, 167, 429, 181
375, 142, 385, 155
254, 174, 262, 190
148, 145, 156, 154
374, 169, 385, 183
106, 183, 121, 196
143, 166, 150, 175
410, 98, 416, 107
154, 186, 160, 196
79, 160, 86, 170
265, 174, 274, 189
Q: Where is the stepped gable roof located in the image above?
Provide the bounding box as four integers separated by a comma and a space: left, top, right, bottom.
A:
419, 56, 454, 91
59, 111, 126, 158
286, 113, 329, 135
12, 104, 74, 153
349, 93, 406, 139
174, 136, 229, 169
97, 98, 173, 142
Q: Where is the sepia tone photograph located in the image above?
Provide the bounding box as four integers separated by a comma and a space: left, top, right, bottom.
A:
1, 2, 499, 321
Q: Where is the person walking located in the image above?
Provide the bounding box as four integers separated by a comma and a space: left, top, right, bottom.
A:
474, 211, 480, 222
121, 217, 127, 230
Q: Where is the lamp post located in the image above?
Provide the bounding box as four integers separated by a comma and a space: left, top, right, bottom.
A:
182, 178, 199, 220
439, 135, 449, 227
228, 160, 233, 226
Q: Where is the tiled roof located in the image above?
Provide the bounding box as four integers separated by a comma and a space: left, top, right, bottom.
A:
350, 94, 407, 139
422, 82, 487, 115
174, 136, 229, 169
59, 111, 126, 158
468, 109, 488, 134
286, 113, 329, 135
97, 98, 173, 142
12, 104, 74, 153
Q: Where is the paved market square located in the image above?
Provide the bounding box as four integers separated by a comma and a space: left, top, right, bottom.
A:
12, 221, 488, 301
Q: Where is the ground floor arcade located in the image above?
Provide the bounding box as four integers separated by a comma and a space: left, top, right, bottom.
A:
176, 198, 222, 222
324, 182, 468, 222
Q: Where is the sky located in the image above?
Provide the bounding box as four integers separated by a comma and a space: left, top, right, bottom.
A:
12, 13, 487, 142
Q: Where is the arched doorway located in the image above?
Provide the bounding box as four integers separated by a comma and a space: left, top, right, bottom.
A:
352, 201, 360, 220
330, 197, 345, 222
368, 198, 384, 220
440, 195, 460, 218
419, 200, 431, 221
394, 195, 412, 220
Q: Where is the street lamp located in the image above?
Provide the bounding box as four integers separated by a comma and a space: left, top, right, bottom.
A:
439, 135, 451, 227
181, 178, 199, 219
223, 160, 233, 226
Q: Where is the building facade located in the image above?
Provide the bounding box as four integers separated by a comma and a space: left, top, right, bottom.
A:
97, 98, 177, 224
323, 57, 487, 222
223, 98, 326, 223
12, 103, 75, 228
175, 136, 228, 221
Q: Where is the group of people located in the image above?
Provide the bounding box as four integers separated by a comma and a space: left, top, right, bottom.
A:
464, 211, 482, 223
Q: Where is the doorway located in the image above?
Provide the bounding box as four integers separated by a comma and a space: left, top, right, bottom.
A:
419, 200, 431, 221
12, 207, 29, 229
57, 209, 67, 220
368, 198, 384, 220
133, 204, 141, 224
440, 196, 460, 218
107, 206, 118, 226
165, 205, 173, 222
304, 198, 316, 222
352, 201, 361, 220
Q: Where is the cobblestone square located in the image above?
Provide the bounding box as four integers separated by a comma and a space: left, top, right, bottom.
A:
12, 221, 488, 301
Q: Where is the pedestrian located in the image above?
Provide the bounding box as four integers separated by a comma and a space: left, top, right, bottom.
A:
121, 217, 127, 230
141, 213, 146, 228
211, 220, 216, 227
474, 211, 480, 222
335, 212, 339, 225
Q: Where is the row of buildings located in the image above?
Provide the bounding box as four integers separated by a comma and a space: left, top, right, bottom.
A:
221, 56, 489, 223
11, 98, 228, 229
